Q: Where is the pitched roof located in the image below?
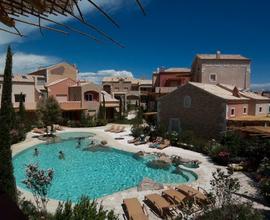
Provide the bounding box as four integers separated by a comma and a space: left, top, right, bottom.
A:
160, 68, 191, 73
102, 77, 149, 85
189, 82, 249, 100
139, 80, 152, 86
45, 77, 76, 87
218, 84, 270, 101
0, 74, 34, 83
28, 62, 77, 76
196, 54, 250, 61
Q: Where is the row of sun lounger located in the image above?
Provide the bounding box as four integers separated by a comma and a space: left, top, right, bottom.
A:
105, 125, 125, 133
123, 185, 209, 219
128, 136, 171, 149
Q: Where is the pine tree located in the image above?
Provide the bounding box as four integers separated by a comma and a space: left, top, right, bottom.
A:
0, 46, 17, 201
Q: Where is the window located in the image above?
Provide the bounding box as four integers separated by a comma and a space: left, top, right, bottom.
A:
37, 77, 46, 85
84, 93, 93, 101
243, 107, 247, 114
183, 96, 192, 108
209, 73, 217, 82
259, 106, 263, 113
230, 107, 235, 117
169, 118, 181, 132
124, 87, 129, 91
14, 94, 25, 103
115, 87, 119, 91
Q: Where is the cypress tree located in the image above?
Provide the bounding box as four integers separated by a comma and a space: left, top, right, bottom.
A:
17, 92, 26, 140
102, 92, 106, 120
18, 92, 26, 123
0, 46, 17, 201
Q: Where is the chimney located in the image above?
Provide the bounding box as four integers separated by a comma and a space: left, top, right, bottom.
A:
232, 86, 241, 98
216, 50, 221, 59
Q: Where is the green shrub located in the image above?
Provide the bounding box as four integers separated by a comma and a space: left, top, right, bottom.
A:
259, 178, 270, 202
131, 124, 145, 138
52, 196, 118, 220
169, 131, 179, 146
178, 130, 195, 145
197, 203, 264, 220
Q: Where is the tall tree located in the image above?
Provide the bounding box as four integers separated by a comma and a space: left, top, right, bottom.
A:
0, 46, 17, 201
17, 92, 27, 140
18, 92, 26, 123
37, 96, 62, 135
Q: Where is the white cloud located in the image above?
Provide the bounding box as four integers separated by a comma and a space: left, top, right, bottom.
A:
251, 83, 270, 91
0, 52, 59, 73
79, 69, 134, 84
0, 0, 133, 45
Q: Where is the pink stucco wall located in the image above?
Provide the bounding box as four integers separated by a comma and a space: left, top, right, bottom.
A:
48, 78, 76, 102
156, 72, 191, 87
227, 103, 249, 119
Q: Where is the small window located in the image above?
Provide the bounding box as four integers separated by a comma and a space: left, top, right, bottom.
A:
124, 87, 129, 91
84, 93, 93, 101
37, 77, 46, 85
183, 96, 191, 108
14, 94, 25, 103
209, 73, 217, 82
243, 107, 247, 114
230, 108, 235, 117
259, 106, 263, 113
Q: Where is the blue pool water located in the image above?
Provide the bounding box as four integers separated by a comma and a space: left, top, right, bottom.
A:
13, 133, 197, 201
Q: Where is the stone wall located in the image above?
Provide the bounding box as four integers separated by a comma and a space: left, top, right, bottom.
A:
192, 59, 251, 89
158, 83, 227, 138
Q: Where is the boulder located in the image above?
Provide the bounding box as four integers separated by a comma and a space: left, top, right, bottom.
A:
159, 155, 172, 164
137, 177, 164, 191
132, 151, 145, 160
101, 140, 108, 145
146, 159, 171, 170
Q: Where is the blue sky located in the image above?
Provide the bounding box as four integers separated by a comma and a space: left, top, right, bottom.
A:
0, 0, 269, 89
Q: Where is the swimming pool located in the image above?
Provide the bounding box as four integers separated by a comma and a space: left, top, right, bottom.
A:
13, 133, 197, 201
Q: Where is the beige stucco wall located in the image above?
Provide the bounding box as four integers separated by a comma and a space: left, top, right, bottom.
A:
47, 63, 78, 84
0, 82, 36, 109
158, 84, 227, 138
69, 83, 101, 116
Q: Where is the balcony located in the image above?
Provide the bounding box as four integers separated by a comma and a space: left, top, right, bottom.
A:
60, 101, 85, 111
155, 87, 177, 94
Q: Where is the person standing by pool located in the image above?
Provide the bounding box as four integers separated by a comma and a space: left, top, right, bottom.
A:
33, 148, 39, 157
58, 151, 65, 160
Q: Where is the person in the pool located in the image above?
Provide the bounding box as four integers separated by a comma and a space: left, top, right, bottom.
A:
76, 137, 82, 148
33, 148, 39, 157
58, 151, 65, 160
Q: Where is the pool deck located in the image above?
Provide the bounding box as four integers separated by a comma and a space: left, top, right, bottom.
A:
11, 125, 270, 219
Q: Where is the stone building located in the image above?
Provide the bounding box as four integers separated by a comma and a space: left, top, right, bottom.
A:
191, 51, 251, 89
158, 82, 270, 138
